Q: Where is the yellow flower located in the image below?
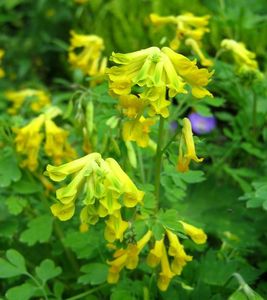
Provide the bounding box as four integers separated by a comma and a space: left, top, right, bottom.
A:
166, 229, 192, 275
180, 221, 207, 244
44, 119, 76, 165
68, 31, 106, 77
104, 210, 129, 242
0, 49, 5, 78
50, 202, 75, 221
185, 38, 213, 67
45, 154, 145, 222
14, 114, 45, 171
5, 89, 50, 114
118, 94, 144, 119
107, 230, 152, 284
177, 118, 204, 172
147, 238, 164, 267
157, 243, 175, 291
122, 116, 155, 148
150, 13, 210, 51
221, 39, 258, 70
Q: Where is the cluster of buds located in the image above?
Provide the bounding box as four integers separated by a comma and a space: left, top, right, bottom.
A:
14, 107, 76, 171
68, 31, 107, 82
107, 46, 213, 147
5, 89, 50, 115
150, 13, 213, 67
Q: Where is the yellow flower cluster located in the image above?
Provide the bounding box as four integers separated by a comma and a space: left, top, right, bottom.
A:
0, 49, 5, 78
107, 222, 207, 291
150, 13, 213, 67
220, 39, 258, 71
68, 31, 107, 79
14, 110, 76, 171
45, 154, 144, 239
177, 118, 203, 172
5, 89, 50, 115
107, 47, 213, 147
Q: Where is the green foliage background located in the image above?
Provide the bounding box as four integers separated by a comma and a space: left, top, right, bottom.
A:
0, 0, 267, 299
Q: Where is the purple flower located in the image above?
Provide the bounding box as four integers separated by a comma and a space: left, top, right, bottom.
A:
188, 112, 216, 135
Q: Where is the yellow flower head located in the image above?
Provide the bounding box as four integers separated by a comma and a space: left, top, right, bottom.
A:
180, 221, 207, 244
150, 13, 210, 51
221, 39, 258, 70
108, 46, 213, 100
45, 154, 144, 225
68, 30, 106, 77
5, 89, 50, 115
122, 116, 155, 148
177, 118, 204, 172
14, 114, 45, 171
44, 119, 76, 165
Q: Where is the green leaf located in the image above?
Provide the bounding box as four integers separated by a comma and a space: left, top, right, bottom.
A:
5, 283, 37, 300
151, 222, 165, 240
78, 263, 108, 285
0, 249, 27, 278
12, 176, 42, 194
35, 259, 62, 284
20, 215, 53, 246
158, 209, 183, 232
5, 195, 27, 215
0, 148, 21, 188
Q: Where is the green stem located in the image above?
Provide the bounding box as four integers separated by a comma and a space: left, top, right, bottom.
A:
154, 116, 165, 210
26, 272, 48, 300
65, 284, 108, 300
161, 130, 179, 155
137, 147, 145, 184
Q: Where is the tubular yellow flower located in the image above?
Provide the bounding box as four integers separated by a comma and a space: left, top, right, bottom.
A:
166, 229, 192, 275
14, 114, 45, 171
122, 116, 155, 148
68, 31, 105, 77
104, 210, 129, 242
185, 38, 213, 67
50, 202, 75, 221
45, 154, 145, 226
107, 230, 152, 284
44, 119, 76, 165
118, 94, 144, 119
221, 39, 258, 70
147, 238, 164, 267
177, 118, 204, 172
5, 89, 50, 114
157, 243, 175, 291
180, 221, 207, 244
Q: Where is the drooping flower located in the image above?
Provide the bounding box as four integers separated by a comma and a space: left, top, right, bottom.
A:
45, 153, 144, 231
147, 238, 164, 267
107, 230, 152, 283
221, 39, 258, 70
118, 94, 144, 119
157, 243, 175, 291
14, 114, 45, 171
44, 119, 76, 165
5, 89, 50, 115
177, 117, 204, 172
150, 13, 212, 66
122, 116, 155, 148
179, 221, 207, 244
68, 31, 107, 78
